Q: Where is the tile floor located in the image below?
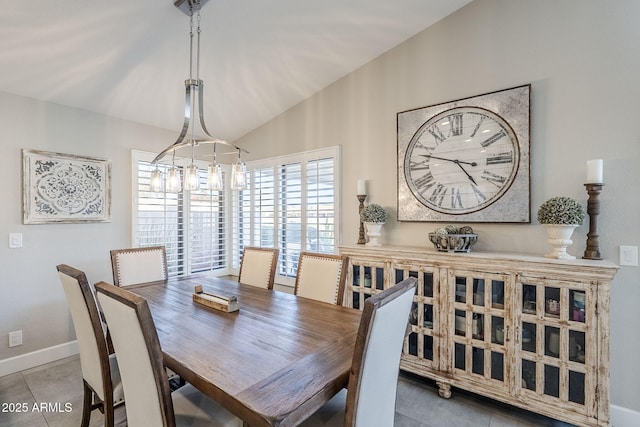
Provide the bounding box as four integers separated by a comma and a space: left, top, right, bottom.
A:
0, 355, 574, 427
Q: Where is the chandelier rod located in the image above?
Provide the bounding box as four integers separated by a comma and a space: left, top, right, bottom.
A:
152, 0, 248, 165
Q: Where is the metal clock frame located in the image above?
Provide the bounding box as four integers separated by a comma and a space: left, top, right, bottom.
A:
397, 85, 530, 223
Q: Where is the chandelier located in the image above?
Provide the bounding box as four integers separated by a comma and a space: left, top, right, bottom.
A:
150, 0, 248, 193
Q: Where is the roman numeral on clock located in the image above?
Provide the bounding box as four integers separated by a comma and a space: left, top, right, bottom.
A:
412, 172, 435, 192
481, 170, 508, 188
409, 159, 431, 171
470, 116, 485, 138
486, 152, 513, 165
427, 125, 446, 145
480, 129, 506, 148
450, 187, 464, 209
471, 184, 487, 203
448, 113, 463, 136
429, 183, 447, 207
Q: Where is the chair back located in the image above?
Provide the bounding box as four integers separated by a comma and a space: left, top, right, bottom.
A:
238, 246, 279, 289
110, 246, 168, 286
344, 277, 417, 427
56, 264, 113, 403
95, 281, 174, 427
294, 252, 348, 305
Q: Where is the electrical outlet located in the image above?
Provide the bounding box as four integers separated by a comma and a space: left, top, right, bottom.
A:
9, 330, 22, 347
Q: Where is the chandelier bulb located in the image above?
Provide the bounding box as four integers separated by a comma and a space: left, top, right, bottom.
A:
150, 168, 163, 192
207, 163, 224, 191
166, 166, 182, 193
185, 163, 200, 191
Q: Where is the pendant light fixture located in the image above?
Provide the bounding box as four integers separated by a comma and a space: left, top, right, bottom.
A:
166, 152, 182, 193
231, 148, 247, 190
184, 142, 200, 191
150, 167, 163, 192
206, 142, 223, 191
150, 0, 248, 192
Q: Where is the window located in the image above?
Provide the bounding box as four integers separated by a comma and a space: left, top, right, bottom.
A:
133, 151, 227, 277
133, 146, 340, 284
231, 147, 340, 286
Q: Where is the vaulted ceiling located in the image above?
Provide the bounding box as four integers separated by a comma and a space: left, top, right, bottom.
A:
0, 0, 471, 141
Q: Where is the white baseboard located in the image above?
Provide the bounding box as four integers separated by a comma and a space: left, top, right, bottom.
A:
611, 404, 640, 427
0, 341, 79, 377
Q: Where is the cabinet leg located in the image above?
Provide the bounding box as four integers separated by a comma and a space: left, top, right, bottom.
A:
436, 381, 452, 399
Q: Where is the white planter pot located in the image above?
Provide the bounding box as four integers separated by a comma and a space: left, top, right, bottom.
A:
543, 224, 578, 259
364, 222, 384, 247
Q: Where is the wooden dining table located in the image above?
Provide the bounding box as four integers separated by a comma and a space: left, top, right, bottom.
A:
125, 275, 362, 427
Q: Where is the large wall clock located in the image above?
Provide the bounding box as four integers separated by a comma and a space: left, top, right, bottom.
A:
397, 85, 530, 222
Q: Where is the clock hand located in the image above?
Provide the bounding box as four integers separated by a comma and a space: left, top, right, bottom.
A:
454, 161, 478, 185
416, 154, 477, 167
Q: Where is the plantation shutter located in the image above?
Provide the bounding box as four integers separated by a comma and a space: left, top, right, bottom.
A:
134, 152, 227, 277
230, 147, 340, 285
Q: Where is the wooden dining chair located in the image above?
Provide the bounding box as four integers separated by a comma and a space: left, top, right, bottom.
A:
238, 246, 279, 289
56, 264, 125, 427
299, 277, 417, 427
294, 252, 349, 305
110, 245, 168, 287
109, 245, 182, 385
94, 281, 242, 427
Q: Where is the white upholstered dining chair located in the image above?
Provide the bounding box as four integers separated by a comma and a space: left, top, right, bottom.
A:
238, 246, 279, 289
294, 252, 348, 305
94, 281, 242, 427
110, 245, 168, 287
109, 245, 181, 385
56, 264, 125, 427
299, 277, 417, 427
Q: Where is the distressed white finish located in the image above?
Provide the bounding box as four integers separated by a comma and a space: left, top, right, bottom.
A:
23, 150, 111, 224
340, 244, 618, 427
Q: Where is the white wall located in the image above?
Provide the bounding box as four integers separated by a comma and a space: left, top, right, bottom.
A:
0, 92, 175, 364
235, 0, 640, 415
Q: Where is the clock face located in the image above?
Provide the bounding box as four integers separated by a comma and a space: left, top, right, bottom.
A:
404, 107, 519, 215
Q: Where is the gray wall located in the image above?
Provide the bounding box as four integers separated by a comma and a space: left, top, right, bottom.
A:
235, 0, 640, 414
0, 92, 174, 361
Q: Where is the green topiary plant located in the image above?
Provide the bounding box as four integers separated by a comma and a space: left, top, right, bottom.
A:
537, 196, 585, 225
360, 203, 388, 223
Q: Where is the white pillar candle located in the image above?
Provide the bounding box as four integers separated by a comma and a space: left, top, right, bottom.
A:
357, 179, 366, 195
586, 159, 603, 184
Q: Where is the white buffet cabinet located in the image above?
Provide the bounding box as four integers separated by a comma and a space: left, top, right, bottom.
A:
339, 244, 618, 427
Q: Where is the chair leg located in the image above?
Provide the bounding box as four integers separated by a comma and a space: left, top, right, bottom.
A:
81, 381, 93, 427
103, 394, 114, 427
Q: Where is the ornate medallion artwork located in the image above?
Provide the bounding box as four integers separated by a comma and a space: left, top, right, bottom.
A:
397, 85, 530, 222
23, 150, 111, 224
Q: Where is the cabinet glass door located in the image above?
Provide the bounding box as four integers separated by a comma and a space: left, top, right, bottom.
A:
349, 260, 386, 309
518, 278, 592, 411
450, 270, 510, 389
396, 264, 439, 371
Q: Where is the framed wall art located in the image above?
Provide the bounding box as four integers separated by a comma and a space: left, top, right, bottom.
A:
397, 84, 530, 223
22, 149, 111, 224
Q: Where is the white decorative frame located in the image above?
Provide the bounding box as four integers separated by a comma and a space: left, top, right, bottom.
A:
22, 149, 111, 224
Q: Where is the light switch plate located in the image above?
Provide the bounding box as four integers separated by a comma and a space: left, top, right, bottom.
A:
619, 245, 638, 267
9, 233, 22, 248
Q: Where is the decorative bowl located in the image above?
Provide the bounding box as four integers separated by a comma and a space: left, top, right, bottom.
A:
428, 233, 478, 253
